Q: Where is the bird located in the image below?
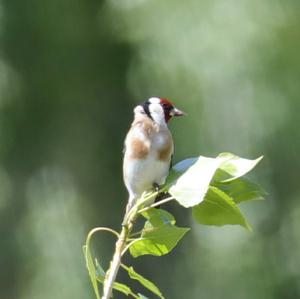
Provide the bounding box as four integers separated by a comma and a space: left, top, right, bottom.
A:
123, 97, 185, 213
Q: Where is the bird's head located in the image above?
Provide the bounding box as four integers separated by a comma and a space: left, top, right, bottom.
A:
134, 97, 185, 125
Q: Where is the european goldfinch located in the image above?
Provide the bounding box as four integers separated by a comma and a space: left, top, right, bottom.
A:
123, 97, 184, 212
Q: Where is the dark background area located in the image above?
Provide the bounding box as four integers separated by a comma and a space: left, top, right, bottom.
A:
0, 1, 299, 298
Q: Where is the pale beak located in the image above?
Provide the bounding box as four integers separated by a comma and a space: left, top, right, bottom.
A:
171, 107, 186, 117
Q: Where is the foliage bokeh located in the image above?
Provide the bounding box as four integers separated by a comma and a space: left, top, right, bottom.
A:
0, 1, 299, 298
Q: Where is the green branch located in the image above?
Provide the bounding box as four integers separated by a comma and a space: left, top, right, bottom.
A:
84, 152, 265, 299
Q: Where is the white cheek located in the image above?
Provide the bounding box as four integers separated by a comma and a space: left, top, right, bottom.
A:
149, 103, 166, 126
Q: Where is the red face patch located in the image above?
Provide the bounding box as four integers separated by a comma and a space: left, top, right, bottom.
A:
159, 98, 174, 107
159, 98, 174, 122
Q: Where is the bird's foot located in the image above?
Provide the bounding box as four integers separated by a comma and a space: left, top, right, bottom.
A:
153, 182, 160, 192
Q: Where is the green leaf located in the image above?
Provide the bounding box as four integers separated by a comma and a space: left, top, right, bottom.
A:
121, 264, 165, 299
138, 294, 150, 299
83, 245, 101, 299
129, 225, 190, 257
95, 258, 105, 279
170, 157, 198, 177
213, 177, 267, 204
109, 282, 133, 297
214, 153, 263, 182
192, 186, 252, 230
110, 282, 136, 297
130, 208, 189, 257
163, 157, 198, 189
142, 208, 176, 227
169, 156, 229, 207
95, 259, 138, 297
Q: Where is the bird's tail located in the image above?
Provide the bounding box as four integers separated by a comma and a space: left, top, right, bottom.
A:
122, 196, 135, 225
126, 194, 136, 212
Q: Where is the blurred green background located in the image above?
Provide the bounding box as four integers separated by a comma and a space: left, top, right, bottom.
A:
0, 0, 299, 298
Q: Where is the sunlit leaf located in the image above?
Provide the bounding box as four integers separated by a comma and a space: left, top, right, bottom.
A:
129, 225, 190, 257
138, 294, 150, 299
169, 156, 228, 207
83, 245, 101, 299
192, 186, 252, 230
121, 264, 165, 299
213, 177, 267, 204
214, 153, 263, 182
163, 157, 198, 189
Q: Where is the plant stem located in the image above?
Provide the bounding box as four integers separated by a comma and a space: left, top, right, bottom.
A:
101, 215, 134, 299
87, 227, 119, 243
101, 193, 173, 298
138, 196, 175, 213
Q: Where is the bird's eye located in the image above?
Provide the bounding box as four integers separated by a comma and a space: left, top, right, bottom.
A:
162, 103, 173, 112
